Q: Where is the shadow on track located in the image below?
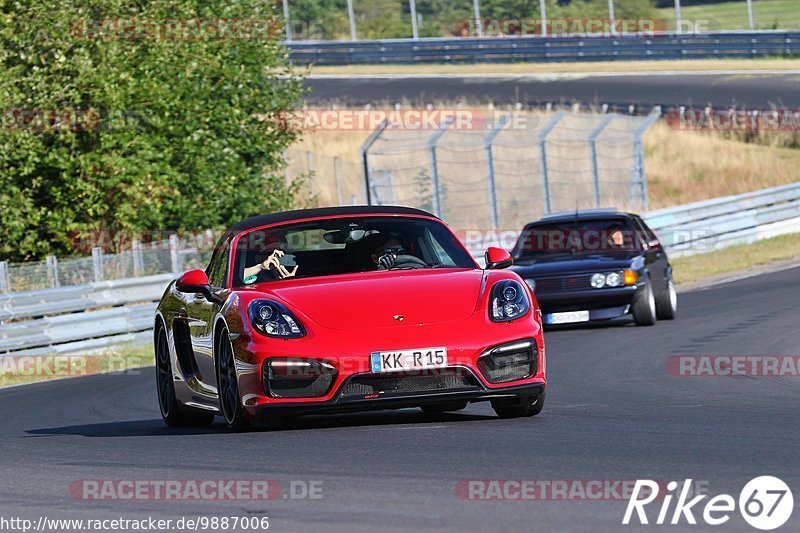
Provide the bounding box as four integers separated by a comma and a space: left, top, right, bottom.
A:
25, 410, 497, 437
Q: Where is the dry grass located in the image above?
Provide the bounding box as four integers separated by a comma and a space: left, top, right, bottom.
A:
672, 232, 800, 285
309, 58, 800, 76
644, 123, 800, 209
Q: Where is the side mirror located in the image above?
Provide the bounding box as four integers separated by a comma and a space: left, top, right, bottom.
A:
176, 269, 223, 303
485, 247, 513, 270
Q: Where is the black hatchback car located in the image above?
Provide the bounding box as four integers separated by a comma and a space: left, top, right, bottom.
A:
510, 210, 677, 326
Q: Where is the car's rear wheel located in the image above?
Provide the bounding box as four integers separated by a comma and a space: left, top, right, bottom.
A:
655, 277, 678, 320
155, 321, 214, 427
631, 279, 657, 326
491, 394, 545, 419
216, 327, 251, 432
420, 401, 468, 414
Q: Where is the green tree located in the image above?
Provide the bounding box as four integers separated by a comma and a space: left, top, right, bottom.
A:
0, 0, 305, 261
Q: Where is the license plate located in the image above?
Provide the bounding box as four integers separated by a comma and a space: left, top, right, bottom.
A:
370, 347, 448, 373
546, 310, 590, 324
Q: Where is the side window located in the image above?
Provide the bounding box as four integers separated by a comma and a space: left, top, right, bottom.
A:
632, 217, 659, 248
206, 238, 230, 287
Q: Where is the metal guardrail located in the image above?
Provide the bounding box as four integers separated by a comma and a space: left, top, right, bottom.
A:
2, 182, 798, 354
465, 182, 800, 261
287, 31, 800, 65
0, 274, 172, 354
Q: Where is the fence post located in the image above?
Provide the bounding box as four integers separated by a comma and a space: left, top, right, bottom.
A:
484, 115, 510, 230
0, 261, 9, 293
46, 255, 60, 288
132, 240, 143, 277
169, 234, 181, 273
746, 0, 754, 30
334, 157, 344, 206
427, 118, 453, 218
282, 0, 292, 42
347, 0, 357, 40
539, 0, 548, 37
630, 106, 661, 211
588, 113, 616, 208
674, 0, 682, 34
360, 119, 390, 205
410, 0, 419, 40
537, 112, 565, 215
306, 151, 315, 197
91, 247, 104, 282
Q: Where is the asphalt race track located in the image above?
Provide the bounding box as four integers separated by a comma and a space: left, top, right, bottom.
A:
1, 265, 798, 532
304, 72, 800, 109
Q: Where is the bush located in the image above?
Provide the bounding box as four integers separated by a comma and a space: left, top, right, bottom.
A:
0, 0, 305, 261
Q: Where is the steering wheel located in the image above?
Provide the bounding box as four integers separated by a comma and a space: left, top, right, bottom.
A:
389, 254, 429, 270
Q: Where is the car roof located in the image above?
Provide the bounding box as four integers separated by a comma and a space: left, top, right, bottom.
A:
228, 205, 438, 233
526, 209, 636, 226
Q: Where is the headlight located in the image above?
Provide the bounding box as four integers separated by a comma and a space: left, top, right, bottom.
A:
591, 270, 636, 289
524, 278, 536, 292
490, 280, 531, 322
248, 300, 305, 338
606, 271, 623, 287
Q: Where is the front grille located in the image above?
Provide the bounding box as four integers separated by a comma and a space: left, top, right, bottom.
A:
339, 368, 481, 400
535, 274, 592, 293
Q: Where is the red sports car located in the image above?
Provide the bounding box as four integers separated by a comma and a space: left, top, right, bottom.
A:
154, 206, 546, 430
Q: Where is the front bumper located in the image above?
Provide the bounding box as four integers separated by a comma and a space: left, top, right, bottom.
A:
231, 316, 545, 419
536, 285, 642, 318
255, 371, 544, 417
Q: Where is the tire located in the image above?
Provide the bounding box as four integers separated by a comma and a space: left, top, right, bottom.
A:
631, 279, 657, 326
155, 321, 215, 427
491, 394, 545, 419
655, 276, 678, 320
216, 327, 251, 432
421, 401, 468, 414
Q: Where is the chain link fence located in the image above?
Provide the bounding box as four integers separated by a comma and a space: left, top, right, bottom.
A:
0, 235, 214, 293
361, 109, 660, 232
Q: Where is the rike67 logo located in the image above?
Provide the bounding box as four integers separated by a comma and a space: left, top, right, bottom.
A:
623, 477, 794, 530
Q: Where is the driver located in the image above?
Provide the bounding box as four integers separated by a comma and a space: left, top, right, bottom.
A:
371, 236, 406, 270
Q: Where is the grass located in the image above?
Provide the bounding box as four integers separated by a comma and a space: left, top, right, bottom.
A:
0, 344, 153, 388
672, 232, 800, 285
656, 0, 800, 31
309, 58, 800, 76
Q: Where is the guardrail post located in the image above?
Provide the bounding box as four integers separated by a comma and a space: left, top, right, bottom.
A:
306, 151, 315, 197
91, 247, 104, 282
46, 255, 60, 288
537, 112, 565, 215
132, 240, 143, 277
169, 234, 181, 273
0, 261, 9, 293
588, 113, 616, 208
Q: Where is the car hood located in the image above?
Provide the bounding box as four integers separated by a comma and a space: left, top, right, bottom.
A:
261, 269, 484, 330
511, 255, 638, 276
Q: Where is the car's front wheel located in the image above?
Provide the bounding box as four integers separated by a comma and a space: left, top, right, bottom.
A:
655, 277, 678, 320
631, 279, 657, 326
216, 327, 251, 432
155, 321, 214, 427
491, 394, 545, 419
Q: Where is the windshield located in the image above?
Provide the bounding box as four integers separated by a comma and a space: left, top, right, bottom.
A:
512, 218, 640, 261
231, 216, 475, 287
